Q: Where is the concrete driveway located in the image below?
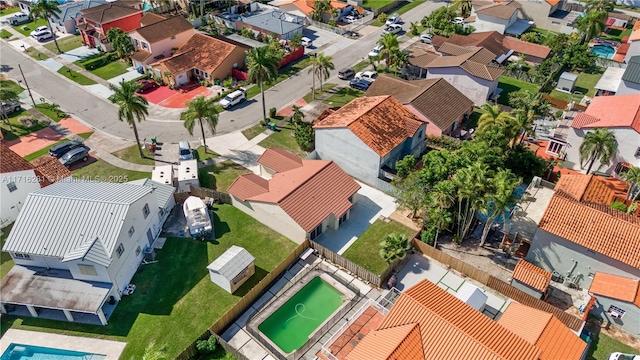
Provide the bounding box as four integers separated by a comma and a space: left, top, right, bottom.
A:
303, 26, 355, 57
314, 181, 397, 255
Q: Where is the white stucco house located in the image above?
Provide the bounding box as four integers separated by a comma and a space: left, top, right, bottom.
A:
588, 272, 640, 335
0, 180, 175, 325
128, 13, 195, 73
617, 56, 640, 95
313, 95, 428, 190
469, 0, 532, 36
517, 0, 562, 32
207, 246, 255, 294
0, 144, 71, 228
547, 94, 640, 175
227, 148, 361, 243
624, 27, 640, 64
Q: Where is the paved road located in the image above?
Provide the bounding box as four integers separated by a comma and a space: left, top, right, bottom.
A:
0, 1, 444, 143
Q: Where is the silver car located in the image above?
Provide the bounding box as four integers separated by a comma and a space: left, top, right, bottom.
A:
179, 141, 193, 161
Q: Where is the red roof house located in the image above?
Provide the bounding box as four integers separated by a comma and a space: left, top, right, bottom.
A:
77, 0, 144, 49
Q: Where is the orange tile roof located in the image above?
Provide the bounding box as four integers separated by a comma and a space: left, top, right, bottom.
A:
227, 151, 360, 232
258, 148, 303, 173
545, 0, 560, 6
571, 94, 640, 133
348, 280, 541, 360
30, 156, 72, 184
476, 1, 522, 20
498, 302, 587, 360
502, 37, 551, 59
589, 272, 640, 307
630, 29, 640, 41
512, 259, 552, 292
289, 0, 347, 15
634, 22, 640, 31
555, 173, 628, 204
1, 143, 50, 187
538, 194, 640, 269
347, 323, 423, 360
313, 96, 426, 157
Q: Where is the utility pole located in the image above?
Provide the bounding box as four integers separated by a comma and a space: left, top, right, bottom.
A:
311, 53, 316, 100
18, 64, 37, 107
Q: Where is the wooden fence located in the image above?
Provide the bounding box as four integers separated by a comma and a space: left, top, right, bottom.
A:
411, 238, 583, 331
175, 329, 212, 360
174, 186, 232, 205
542, 95, 587, 112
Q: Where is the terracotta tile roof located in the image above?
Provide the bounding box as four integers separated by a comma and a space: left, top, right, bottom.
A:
131, 49, 151, 62
634, 22, 640, 31
589, 272, 640, 307
228, 151, 360, 232
424, 46, 504, 81
538, 194, 640, 269
313, 96, 426, 157
257, 148, 303, 173
289, 0, 347, 15
498, 302, 587, 360
81, 2, 141, 24
366, 75, 473, 132
349, 280, 541, 360
139, 12, 165, 26
545, 0, 560, 6
131, 15, 193, 44
512, 259, 552, 292
1, 143, 35, 174
153, 33, 241, 75
346, 323, 423, 360
30, 156, 72, 184
437, 31, 507, 58
502, 37, 551, 59
630, 29, 640, 41
476, 1, 522, 20
408, 49, 440, 68
572, 94, 640, 132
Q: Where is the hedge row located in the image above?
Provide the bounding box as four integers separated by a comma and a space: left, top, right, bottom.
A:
77, 52, 118, 70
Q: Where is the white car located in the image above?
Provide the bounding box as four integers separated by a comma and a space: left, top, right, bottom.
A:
301, 36, 312, 47
355, 71, 378, 81
219, 88, 246, 109
608, 353, 640, 360
420, 33, 433, 43
385, 15, 401, 26
368, 45, 383, 58
31, 27, 53, 41
343, 15, 357, 23
383, 24, 402, 34
452, 17, 464, 25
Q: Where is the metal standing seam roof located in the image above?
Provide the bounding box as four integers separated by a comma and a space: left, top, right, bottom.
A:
2, 181, 152, 259
57, 0, 107, 22
62, 236, 112, 267
240, 10, 304, 35
207, 245, 254, 281
512, 259, 552, 292
128, 178, 176, 209
560, 72, 579, 81
589, 272, 640, 307
622, 56, 640, 85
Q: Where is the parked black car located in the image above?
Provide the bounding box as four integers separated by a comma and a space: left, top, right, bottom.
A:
349, 79, 372, 91
59, 147, 89, 167
49, 141, 86, 158
338, 67, 355, 79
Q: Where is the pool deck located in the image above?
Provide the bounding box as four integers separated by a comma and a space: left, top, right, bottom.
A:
0, 329, 126, 360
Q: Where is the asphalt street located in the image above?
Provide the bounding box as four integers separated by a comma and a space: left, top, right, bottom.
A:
0, 0, 445, 143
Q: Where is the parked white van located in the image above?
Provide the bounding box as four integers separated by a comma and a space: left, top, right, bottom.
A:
220, 88, 246, 109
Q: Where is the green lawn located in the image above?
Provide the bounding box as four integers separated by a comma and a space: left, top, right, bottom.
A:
57, 66, 97, 85
342, 219, 415, 274
323, 87, 363, 107
194, 145, 219, 163
0, 223, 15, 281
0, 29, 13, 39
601, 28, 632, 42
25, 47, 49, 60
1, 80, 25, 94
587, 329, 639, 360
35, 103, 65, 122
0, 7, 20, 15
12, 18, 47, 37
24, 140, 64, 161
241, 123, 265, 140
0, 110, 47, 141
497, 75, 540, 106
303, 83, 338, 103
72, 159, 150, 182
244, 85, 261, 99
353, 61, 370, 73
363, 0, 395, 9
91, 61, 130, 80
1, 205, 297, 360
549, 69, 604, 102
44, 35, 83, 53
396, 0, 424, 15
199, 160, 251, 190
111, 144, 156, 166
258, 126, 307, 158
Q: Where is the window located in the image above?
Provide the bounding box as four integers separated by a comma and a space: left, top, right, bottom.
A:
143, 203, 150, 219
134, 38, 139, 47
135, 245, 141, 256
116, 243, 125, 257
546, 141, 565, 156
309, 223, 323, 240
339, 212, 347, 225
78, 264, 98, 276
141, 42, 149, 50
231, 267, 249, 285
7, 182, 17, 192
615, 162, 631, 175
13, 252, 31, 260
635, 147, 640, 157
128, 226, 135, 237
194, 68, 200, 75
204, 72, 210, 79
607, 305, 626, 319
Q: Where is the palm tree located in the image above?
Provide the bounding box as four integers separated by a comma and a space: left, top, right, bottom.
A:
478, 169, 521, 247
510, 110, 536, 145
477, 104, 512, 133
452, 0, 472, 17
429, 180, 454, 248
308, 52, 334, 97
454, 162, 489, 240
379, 233, 411, 264
378, 33, 399, 71
621, 167, 640, 201
183, 96, 218, 153
577, 10, 607, 44
585, 0, 614, 13
579, 128, 618, 174
30, 0, 62, 54
392, 49, 409, 76
246, 46, 281, 123
108, 79, 149, 158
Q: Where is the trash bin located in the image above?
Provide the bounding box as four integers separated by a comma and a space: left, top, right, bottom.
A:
269, 122, 276, 131
151, 136, 157, 144
214, 78, 220, 85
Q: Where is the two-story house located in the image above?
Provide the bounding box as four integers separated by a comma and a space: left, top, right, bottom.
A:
594, 56, 640, 96
365, 74, 474, 137
128, 14, 194, 73
0, 180, 175, 325
469, 1, 532, 36
313, 95, 428, 191
624, 24, 640, 63
77, 0, 144, 51
49, 0, 106, 34
517, 0, 563, 32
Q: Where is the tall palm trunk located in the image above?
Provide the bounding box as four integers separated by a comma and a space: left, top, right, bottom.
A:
260, 76, 267, 123
131, 120, 144, 158
479, 217, 496, 247
46, 17, 62, 54
586, 145, 602, 174
198, 116, 207, 151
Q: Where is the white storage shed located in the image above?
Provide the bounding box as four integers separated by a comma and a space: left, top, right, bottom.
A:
207, 246, 255, 294
556, 72, 578, 93
177, 160, 199, 193
455, 283, 488, 312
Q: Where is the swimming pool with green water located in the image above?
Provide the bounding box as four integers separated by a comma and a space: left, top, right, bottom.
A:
258, 276, 345, 353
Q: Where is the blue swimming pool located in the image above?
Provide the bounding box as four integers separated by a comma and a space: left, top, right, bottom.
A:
591, 44, 615, 59
1, 344, 105, 360
477, 186, 525, 224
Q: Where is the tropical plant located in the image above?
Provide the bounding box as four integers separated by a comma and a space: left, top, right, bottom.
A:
395, 155, 417, 179
391, 49, 409, 75
477, 169, 521, 246
311, 0, 332, 21
477, 104, 512, 133
453, 162, 489, 240
289, 104, 305, 127
377, 13, 388, 25
578, 128, 618, 174
410, 21, 419, 36
610, 201, 628, 212
196, 335, 217, 354
520, 32, 540, 44
577, 9, 607, 44
246, 46, 282, 123
379, 233, 411, 264
29, 0, 62, 54
289, 33, 303, 49
585, 0, 614, 13
427, 180, 455, 247
621, 166, 640, 201
163, 71, 173, 86
393, 170, 427, 218
182, 96, 218, 152
106, 28, 134, 61
452, 0, 472, 17
308, 52, 335, 97
294, 122, 314, 150
108, 80, 148, 158
378, 33, 399, 71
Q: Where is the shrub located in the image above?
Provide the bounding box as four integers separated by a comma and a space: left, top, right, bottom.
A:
420, 228, 435, 246
196, 335, 217, 354
610, 201, 628, 212
269, 107, 277, 118
223, 77, 233, 88
426, 135, 461, 151
395, 155, 417, 179
328, 20, 337, 27
377, 13, 388, 24
78, 52, 117, 70
294, 122, 314, 150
